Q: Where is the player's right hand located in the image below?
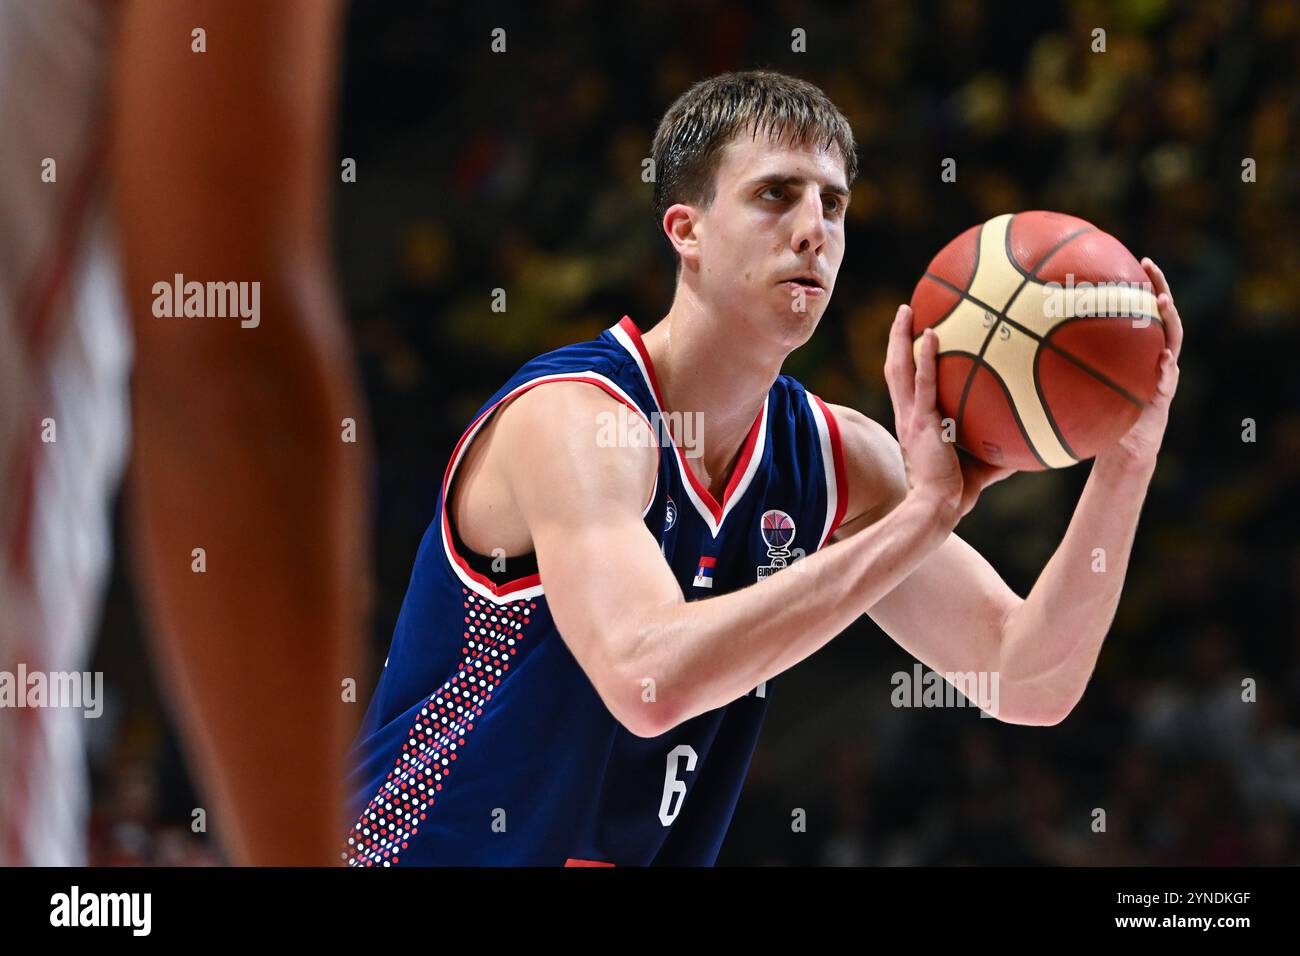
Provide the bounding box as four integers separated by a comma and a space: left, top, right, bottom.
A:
884, 304, 1012, 520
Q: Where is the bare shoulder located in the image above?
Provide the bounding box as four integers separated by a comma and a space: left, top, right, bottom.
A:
452, 381, 658, 557
823, 402, 908, 540
491, 381, 659, 516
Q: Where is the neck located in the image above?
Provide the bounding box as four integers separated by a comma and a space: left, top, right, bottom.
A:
640, 288, 788, 493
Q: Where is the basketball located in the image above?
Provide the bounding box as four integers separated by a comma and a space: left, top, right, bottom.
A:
909, 211, 1166, 470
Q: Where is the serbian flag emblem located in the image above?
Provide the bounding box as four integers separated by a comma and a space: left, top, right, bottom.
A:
693, 555, 716, 589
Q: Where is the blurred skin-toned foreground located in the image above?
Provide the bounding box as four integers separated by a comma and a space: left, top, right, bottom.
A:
111, 0, 366, 865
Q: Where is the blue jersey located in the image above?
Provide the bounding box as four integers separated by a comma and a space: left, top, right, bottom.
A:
345, 316, 848, 866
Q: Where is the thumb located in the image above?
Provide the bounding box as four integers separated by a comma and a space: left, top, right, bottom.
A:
959, 452, 1014, 490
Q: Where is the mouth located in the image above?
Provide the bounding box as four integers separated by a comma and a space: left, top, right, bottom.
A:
778, 275, 826, 296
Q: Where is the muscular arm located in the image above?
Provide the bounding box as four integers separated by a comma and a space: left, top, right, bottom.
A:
493, 383, 958, 737
836, 406, 1158, 726
111, 0, 365, 864
839, 272, 1182, 727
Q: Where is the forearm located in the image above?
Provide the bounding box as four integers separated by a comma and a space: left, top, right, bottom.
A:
127, 295, 367, 865
998, 451, 1157, 721
632, 491, 955, 729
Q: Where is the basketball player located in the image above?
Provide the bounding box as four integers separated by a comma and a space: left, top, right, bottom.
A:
0, 0, 365, 865
345, 70, 1183, 866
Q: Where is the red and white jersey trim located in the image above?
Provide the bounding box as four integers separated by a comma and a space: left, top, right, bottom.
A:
807, 393, 848, 550
439, 370, 658, 605
609, 316, 769, 538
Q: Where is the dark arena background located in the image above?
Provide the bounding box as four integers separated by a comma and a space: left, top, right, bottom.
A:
82, 0, 1298, 872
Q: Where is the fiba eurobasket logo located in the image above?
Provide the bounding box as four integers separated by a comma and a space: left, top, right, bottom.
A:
756, 509, 797, 580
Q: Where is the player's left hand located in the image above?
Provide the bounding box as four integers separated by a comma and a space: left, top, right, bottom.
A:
1097, 257, 1183, 469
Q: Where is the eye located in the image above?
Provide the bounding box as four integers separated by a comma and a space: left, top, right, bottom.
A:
760, 184, 787, 202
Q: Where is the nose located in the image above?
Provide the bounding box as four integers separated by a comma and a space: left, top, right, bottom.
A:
790, 188, 829, 255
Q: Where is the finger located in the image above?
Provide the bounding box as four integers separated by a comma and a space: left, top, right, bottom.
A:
1156, 291, 1184, 363
959, 450, 1014, 489
1153, 347, 1180, 401
1141, 258, 1183, 363
914, 328, 939, 420
1140, 257, 1170, 298
884, 304, 916, 424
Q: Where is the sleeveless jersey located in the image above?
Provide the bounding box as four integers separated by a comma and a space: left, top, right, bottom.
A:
345, 316, 847, 866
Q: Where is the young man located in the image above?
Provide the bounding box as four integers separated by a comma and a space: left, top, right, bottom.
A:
345, 70, 1183, 866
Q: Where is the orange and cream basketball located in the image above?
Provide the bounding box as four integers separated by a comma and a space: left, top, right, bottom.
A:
909, 211, 1165, 471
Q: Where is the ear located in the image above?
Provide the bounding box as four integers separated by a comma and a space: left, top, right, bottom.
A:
663, 203, 701, 270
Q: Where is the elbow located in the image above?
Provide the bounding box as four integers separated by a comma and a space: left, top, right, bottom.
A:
992, 691, 1078, 727
612, 706, 674, 740
1007, 709, 1072, 728
1042, 698, 1080, 727
598, 689, 676, 739
592, 632, 688, 739
598, 665, 685, 739
562, 594, 692, 738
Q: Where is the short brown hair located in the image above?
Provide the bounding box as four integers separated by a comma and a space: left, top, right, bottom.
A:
651, 70, 858, 227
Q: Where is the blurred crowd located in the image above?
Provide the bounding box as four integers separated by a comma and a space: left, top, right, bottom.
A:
90, 0, 1299, 864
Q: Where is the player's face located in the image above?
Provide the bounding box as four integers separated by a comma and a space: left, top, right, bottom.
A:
689, 131, 848, 349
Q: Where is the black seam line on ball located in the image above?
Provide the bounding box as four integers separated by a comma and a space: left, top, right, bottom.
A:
922, 273, 1154, 408
1004, 314, 1148, 408
925, 225, 1101, 327
1006, 216, 1038, 281
914, 222, 986, 340
921, 271, 1005, 334
1006, 219, 1095, 281
952, 221, 1095, 464
934, 348, 1049, 470
1032, 343, 1081, 463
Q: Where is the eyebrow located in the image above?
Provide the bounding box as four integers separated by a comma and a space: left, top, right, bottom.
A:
744, 174, 851, 198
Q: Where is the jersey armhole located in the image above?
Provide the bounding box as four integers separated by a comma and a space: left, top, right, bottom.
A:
439, 371, 659, 603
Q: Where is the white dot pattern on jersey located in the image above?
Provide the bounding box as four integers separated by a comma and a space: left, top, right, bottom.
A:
343, 589, 535, 866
